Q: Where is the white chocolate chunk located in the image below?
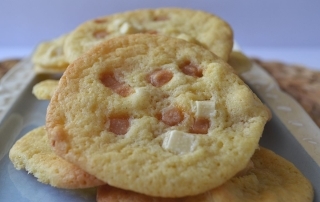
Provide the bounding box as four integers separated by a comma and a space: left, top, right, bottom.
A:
119, 22, 138, 34
162, 130, 197, 154
111, 18, 126, 29
130, 87, 151, 108
109, 18, 133, 32
45, 45, 63, 57
176, 33, 197, 43
195, 101, 216, 118
162, 27, 179, 35
52, 46, 63, 56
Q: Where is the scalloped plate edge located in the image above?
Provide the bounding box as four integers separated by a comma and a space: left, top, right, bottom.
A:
0, 58, 35, 124
235, 44, 320, 167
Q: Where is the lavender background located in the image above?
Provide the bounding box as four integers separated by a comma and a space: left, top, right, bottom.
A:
1, 0, 320, 69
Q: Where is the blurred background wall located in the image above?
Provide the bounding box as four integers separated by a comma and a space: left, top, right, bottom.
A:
1, 0, 319, 47
0, 0, 319, 67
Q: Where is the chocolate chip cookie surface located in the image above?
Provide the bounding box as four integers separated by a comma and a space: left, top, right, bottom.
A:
64, 8, 233, 63
9, 126, 104, 189
46, 34, 270, 197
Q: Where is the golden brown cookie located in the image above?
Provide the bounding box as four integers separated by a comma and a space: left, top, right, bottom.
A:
209, 147, 314, 202
64, 8, 233, 63
96, 147, 314, 202
29, 50, 252, 102
32, 79, 59, 100
9, 126, 105, 189
32, 34, 69, 73
228, 51, 252, 74
96, 184, 210, 202
46, 34, 270, 197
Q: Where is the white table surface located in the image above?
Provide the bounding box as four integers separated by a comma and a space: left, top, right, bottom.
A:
1, 46, 319, 71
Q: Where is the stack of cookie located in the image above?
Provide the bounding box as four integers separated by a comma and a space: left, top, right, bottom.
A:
31, 7, 251, 100
9, 8, 314, 201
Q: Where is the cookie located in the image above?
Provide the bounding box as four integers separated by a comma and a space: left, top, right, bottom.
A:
96, 147, 314, 202
209, 147, 314, 202
228, 51, 252, 75
32, 34, 69, 73
30, 50, 252, 102
9, 126, 105, 189
46, 34, 270, 197
32, 79, 59, 100
64, 8, 233, 63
